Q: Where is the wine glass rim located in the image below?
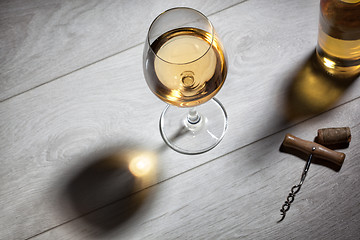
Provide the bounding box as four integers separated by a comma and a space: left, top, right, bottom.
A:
146, 7, 215, 65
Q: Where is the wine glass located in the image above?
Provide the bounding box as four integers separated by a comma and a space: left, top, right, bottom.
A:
143, 7, 228, 154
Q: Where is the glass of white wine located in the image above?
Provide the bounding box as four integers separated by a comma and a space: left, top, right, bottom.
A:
143, 7, 228, 154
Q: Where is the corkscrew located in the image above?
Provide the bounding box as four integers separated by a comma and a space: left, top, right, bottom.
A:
278, 127, 351, 222
279, 145, 314, 222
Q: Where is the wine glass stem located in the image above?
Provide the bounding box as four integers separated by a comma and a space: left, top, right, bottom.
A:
187, 108, 201, 124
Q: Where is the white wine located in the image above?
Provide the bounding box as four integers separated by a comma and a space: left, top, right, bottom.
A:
316, 0, 360, 77
144, 27, 227, 107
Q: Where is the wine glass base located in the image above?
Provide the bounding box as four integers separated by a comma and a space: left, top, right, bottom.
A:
159, 98, 228, 155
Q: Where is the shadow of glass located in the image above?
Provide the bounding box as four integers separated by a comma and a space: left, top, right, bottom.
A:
58, 116, 207, 236
64, 146, 158, 234
283, 50, 358, 121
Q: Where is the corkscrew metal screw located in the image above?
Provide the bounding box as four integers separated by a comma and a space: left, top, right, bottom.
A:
278, 132, 348, 222
278, 147, 315, 222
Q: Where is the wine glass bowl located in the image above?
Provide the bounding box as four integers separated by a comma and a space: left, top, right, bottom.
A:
143, 7, 228, 154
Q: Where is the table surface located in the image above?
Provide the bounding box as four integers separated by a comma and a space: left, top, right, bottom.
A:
1, 0, 360, 239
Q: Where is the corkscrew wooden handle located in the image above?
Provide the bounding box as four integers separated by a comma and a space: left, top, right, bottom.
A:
282, 134, 345, 166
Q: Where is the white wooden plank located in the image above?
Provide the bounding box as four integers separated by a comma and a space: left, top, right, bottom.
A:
30, 97, 360, 240
0, 0, 243, 101
1, 0, 360, 239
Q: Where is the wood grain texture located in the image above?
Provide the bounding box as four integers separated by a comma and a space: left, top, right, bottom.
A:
1, 0, 360, 239
31, 98, 360, 240
0, 0, 243, 101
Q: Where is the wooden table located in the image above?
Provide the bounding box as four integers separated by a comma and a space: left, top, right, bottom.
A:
1, 0, 359, 239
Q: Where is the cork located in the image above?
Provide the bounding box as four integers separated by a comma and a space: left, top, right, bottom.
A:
317, 127, 351, 145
